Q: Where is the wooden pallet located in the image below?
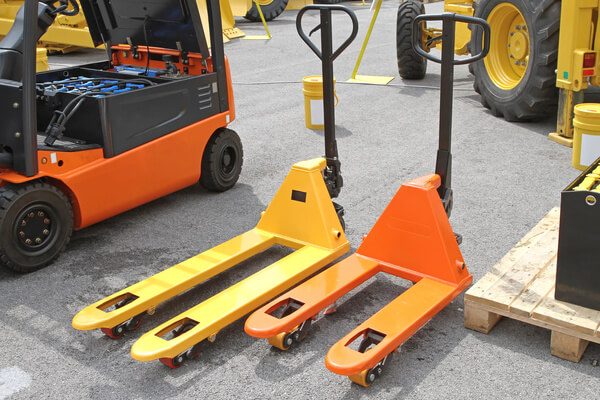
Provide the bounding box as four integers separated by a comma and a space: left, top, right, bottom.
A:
464, 207, 600, 362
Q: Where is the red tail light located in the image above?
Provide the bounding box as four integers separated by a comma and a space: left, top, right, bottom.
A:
583, 52, 596, 68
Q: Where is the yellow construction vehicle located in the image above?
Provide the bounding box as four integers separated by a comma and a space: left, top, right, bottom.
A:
0, 0, 94, 52
0, 0, 296, 54
397, 0, 599, 146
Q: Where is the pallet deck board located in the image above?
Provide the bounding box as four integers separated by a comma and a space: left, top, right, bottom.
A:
509, 258, 556, 317
464, 207, 600, 362
533, 288, 600, 337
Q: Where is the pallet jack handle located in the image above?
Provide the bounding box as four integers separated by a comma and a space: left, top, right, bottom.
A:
296, 5, 358, 198
412, 13, 490, 216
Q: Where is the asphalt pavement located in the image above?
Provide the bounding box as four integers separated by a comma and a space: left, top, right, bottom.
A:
0, 1, 598, 399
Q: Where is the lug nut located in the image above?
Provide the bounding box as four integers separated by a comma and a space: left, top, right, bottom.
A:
37, 211, 44, 217
28, 212, 34, 218
25, 239, 32, 245
44, 218, 50, 224
21, 220, 26, 226
43, 229, 49, 235
35, 238, 42, 244
19, 231, 25, 238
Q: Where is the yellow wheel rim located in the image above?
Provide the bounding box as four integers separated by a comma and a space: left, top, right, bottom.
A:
484, 3, 529, 90
257, 0, 274, 6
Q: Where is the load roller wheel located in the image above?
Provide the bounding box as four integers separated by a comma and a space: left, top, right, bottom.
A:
159, 341, 202, 368
100, 313, 143, 339
101, 325, 125, 339
348, 368, 377, 387
268, 331, 294, 351
185, 343, 202, 360
159, 353, 185, 369
125, 314, 143, 331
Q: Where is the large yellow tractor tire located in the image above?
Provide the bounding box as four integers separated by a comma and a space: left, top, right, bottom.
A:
396, 0, 427, 80
470, 0, 560, 121
244, 0, 289, 22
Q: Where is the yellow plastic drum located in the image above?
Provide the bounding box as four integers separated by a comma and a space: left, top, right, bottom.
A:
573, 103, 600, 170
302, 76, 337, 130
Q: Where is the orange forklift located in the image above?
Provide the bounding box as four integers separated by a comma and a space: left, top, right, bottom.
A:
0, 0, 242, 273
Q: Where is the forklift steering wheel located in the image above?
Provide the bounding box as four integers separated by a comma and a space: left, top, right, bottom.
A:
43, 0, 79, 16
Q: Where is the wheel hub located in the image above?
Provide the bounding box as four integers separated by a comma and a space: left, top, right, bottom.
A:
485, 3, 529, 89
509, 30, 528, 62
15, 205, 54, 250
220, 146, 236, 175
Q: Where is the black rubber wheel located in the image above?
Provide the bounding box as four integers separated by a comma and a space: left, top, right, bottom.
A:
244, 0, 289, 22
471, 0, 561, 121
333, 201, 345, 232
200, 128, 243, 192
0, 182, 73, 273
365, 368, 377, 385
396, 0, 427, 80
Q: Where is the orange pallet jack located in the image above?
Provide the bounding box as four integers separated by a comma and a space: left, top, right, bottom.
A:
73, 5, 358, 368
245, 13, 491, 387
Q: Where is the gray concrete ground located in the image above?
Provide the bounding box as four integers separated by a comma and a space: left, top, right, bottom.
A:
1, 1, 598, 399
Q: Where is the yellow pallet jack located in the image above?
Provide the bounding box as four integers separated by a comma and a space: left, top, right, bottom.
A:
72, 4, 358, 368
245, 13, 491, 387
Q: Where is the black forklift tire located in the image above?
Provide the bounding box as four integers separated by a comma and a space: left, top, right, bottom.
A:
200, 128, 244, 192
396, 0, 427, 80
244, 0, 289, 22
470, 0, 561, 121
0, 182, 73, 273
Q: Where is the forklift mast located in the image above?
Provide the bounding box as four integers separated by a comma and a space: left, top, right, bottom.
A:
0, 0, 52, 176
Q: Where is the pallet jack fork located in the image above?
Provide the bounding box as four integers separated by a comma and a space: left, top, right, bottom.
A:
245, 13, 491, 387
73, 4, 358, 369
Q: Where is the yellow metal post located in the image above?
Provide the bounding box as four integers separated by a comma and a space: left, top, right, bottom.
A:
244, 0, 272, 40
346, 0, 394, 85
550, 0, 599, 146
549, 88, 583, 147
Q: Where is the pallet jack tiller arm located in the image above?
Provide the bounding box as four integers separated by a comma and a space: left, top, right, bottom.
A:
412, 13, 490, 217
296, 5, 358, 199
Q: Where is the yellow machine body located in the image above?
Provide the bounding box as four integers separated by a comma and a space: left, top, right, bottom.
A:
36, 48, 48, 71
0, 0, 305, 48
0, 0, 95, 52
441, 0, 473, 55
73, 158, 349, 363
435, 0, 600, 147
550, 0, 600, 146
